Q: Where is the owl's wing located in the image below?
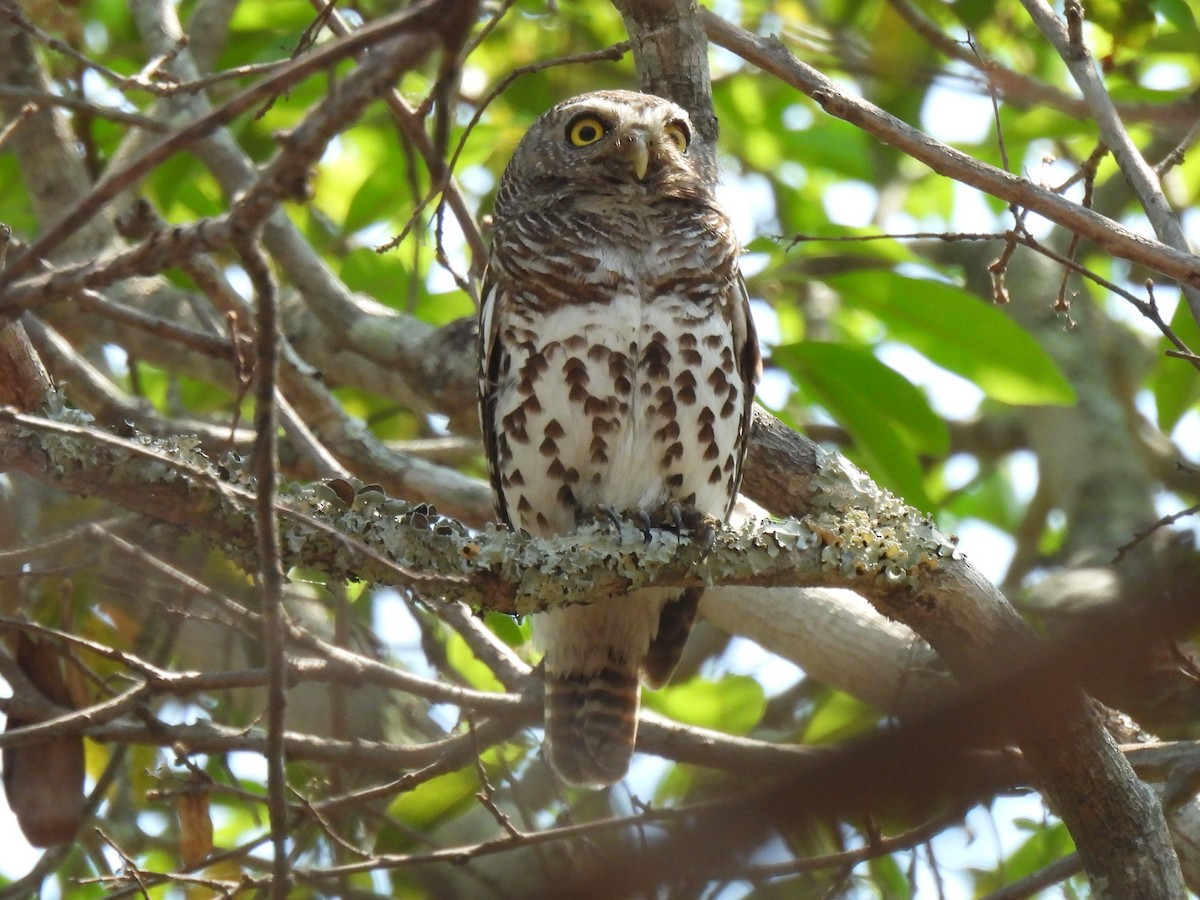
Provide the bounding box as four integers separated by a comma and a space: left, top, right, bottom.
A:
477, 269, 514, 529
729, 272, 763, 515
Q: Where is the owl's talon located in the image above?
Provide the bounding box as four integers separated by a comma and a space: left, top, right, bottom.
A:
632, 510, 654, 544
664, 507, 719, 555
666, 500, 683, 533
584, 503, 624, 536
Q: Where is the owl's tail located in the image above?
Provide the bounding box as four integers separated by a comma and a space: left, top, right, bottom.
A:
543, 664, 640, 788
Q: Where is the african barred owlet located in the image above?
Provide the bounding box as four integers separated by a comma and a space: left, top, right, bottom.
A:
478, 90, 760, 787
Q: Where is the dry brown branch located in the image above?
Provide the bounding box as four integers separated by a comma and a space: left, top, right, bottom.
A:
0, 86, 168, 130
234, 229, 289, 896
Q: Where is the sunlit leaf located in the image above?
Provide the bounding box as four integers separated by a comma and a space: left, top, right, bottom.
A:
1155, 0, 1199, 32
942, 460, 1025, 531
787, 117, 876, 181
644, 675, 765, 734
445, 628, 506, 693
973, 820, 1075, 892
777, 341, 948, 453
803, 689, 879, 744
1152, 299, 1200, 431
869, 853, 913, 899
775, 340, 945, 507
387, 768, 480, 832
484, 611, 530, 647
830, 271, 1077, 405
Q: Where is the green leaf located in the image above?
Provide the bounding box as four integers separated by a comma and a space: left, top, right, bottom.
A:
973, 820, 1075, 892
775, 340, 944, 508
777, 342, 949, 453
335, 132, 412, 235
445, 629, 505, 693
1152, 299, 1200, 431
339, 246, 414, 305
942, 461, 1024, 532
952, 0, 999, 30
830, 271, 1077, 406
1155, 0, 1198, 34
786, 116, 877, 181
803, 690, 879, 744
387, 768, 479, 832
644, 675, 765, 734
484, 611, 529, 647
869, 853, 913, 899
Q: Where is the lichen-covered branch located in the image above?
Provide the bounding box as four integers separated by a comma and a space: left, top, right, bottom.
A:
0, 404, 967, 617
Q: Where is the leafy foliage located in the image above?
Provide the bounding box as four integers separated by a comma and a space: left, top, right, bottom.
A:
0, 0, 1198, 897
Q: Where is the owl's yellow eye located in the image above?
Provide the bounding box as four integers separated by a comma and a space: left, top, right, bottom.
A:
567, 115, 607, 147
663, 121, 690, 153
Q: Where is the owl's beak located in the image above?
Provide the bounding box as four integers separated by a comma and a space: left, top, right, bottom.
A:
621, 133, 651, 181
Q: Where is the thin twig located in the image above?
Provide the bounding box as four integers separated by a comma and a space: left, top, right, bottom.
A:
739, 807, 968, 880
94, 829, 152, 900
0, 0, 456, 290
375, 42, 630, 257
236, 231, 289, 899
979, 852, 1083, 900
881, 0, 1200, 129
1154, 116, 1200, 177
304, 0, 490, 279
0, 101, 36, 150
700, 12, 1200, 291
1019, 0, 1200, 327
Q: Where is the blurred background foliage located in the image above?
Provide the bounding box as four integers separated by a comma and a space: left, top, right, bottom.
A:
1, 0, 1199, 896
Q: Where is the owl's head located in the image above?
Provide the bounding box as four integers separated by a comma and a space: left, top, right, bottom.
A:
493, 90, 707, 215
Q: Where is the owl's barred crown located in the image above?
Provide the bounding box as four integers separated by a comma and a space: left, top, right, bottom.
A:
492, 90, 711, 218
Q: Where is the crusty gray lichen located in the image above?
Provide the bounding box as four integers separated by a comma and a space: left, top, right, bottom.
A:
18, 392, 963, 614
802, 442, 962, 588
30, 388, 212, 480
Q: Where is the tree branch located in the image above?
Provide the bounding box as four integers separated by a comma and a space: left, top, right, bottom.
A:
1018, 0, 1200, 327
701, 12, 1200, 291
629, 6, 1187, 897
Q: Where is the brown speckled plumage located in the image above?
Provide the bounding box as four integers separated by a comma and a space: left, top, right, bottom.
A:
478, 91, 760, 787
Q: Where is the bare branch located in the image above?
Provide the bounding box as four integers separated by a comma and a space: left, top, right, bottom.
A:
0, 0, 461, 290
1019, 0, 1200, 329
701, 12, 1200, 291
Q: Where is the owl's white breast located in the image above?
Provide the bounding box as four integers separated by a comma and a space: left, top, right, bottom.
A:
495, 232, 746, 535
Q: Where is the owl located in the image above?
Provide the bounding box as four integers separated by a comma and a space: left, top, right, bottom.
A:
478, 90, 760, 787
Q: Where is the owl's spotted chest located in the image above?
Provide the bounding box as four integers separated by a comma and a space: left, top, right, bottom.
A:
492, 254, 744, 537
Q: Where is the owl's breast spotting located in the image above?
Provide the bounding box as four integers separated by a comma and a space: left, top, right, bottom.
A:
492, 229, 746, 536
